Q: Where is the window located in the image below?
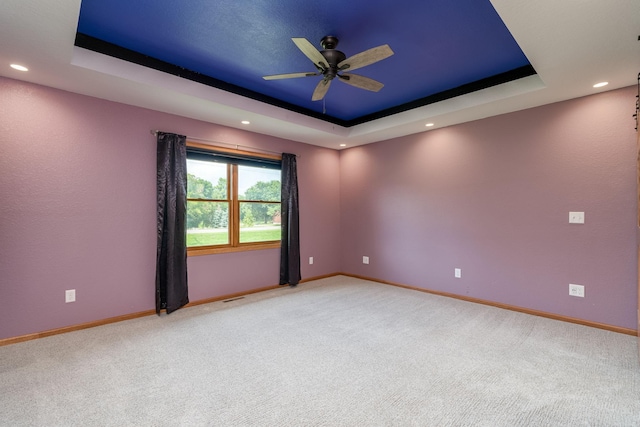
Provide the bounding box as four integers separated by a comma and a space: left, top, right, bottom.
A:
186, 142, 282, 255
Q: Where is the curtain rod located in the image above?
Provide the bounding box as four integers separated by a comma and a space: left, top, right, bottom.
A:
150, 130, 297, 157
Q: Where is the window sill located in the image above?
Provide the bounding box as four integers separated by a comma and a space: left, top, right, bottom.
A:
187, 241, 280, 256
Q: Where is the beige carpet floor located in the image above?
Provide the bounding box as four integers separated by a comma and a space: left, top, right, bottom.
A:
1, 275, 639, 426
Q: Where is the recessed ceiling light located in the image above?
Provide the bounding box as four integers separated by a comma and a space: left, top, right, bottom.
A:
425, 123, 434, 127
10, 64, 28, 72
241, 120, 250, 125
593, 82, 608, 88
339, 144, 346, 147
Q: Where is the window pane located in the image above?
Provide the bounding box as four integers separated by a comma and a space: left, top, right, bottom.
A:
187, 159, 227, 199
187, 201, 229, 246
238, 165, 280, 201
239, 202, 281, 243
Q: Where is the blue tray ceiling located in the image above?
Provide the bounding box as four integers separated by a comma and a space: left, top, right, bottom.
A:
75, 0, 534, 125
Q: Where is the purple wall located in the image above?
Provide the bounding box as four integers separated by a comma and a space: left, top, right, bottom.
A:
0, 77, 341, 340
340, 86, 638, 329
1, 77, 637, 340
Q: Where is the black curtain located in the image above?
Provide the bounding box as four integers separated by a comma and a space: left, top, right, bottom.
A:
156, 132, 189, 314
279, 153, 301, 286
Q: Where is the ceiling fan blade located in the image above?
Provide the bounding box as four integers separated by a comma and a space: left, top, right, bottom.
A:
263, 72, 319, 80
339, 73, 384, 92
312, 79, 332, 101
292, 38, 328, 70
338, 44, 394, 72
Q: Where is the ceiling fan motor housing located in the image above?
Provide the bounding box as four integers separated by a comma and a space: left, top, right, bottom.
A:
319, 36, 346, 79
320, 49, 346, 78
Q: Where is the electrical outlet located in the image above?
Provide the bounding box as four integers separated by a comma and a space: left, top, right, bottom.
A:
454, 268, 462, 278
309, 256, 314, 265
65, 289, 76, 303
363, 256, 369, 265
569, 212, 585, 224
569, 284, 585, 297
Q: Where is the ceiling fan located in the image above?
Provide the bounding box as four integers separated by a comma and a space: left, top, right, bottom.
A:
263, 36, 394, 101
